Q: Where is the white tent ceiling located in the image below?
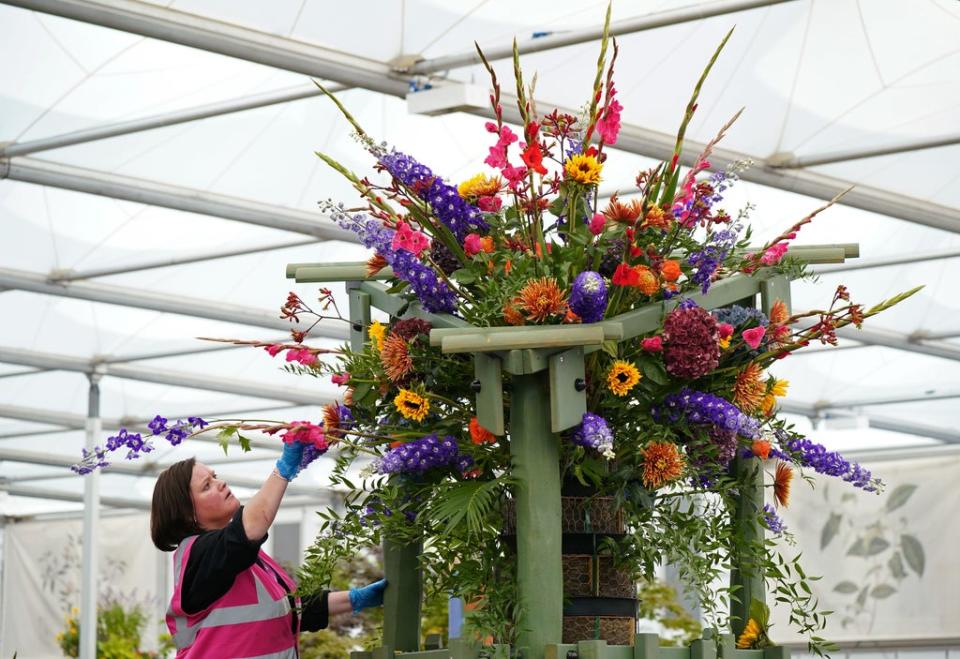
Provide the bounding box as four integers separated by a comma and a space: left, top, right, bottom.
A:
2, 0, 960, 515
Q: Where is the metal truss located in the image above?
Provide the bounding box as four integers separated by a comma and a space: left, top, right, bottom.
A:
0, 266, 349, 338
0, 157, 358, 241
813, 247, 960, 274
407, 0, 798, 74
779, 400, 960, 445
0, 345, 338, 406
770, 133, 960, 169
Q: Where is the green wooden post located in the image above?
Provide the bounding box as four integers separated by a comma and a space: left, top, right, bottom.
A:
633, 633, 660, 659
510, 371, 563, 659
348, 285, 371, 353
382, 533, 423, 653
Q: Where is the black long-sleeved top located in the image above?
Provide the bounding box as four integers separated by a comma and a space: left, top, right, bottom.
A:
180, 506, 329, 632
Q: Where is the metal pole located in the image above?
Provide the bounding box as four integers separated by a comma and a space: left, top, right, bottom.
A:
79, 370, 103, 659
410, 0, 799, 74
770, 133, 960, 169
813, 247, 960, 274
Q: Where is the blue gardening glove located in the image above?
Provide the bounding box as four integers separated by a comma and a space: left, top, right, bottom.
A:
348, 579, 387, 613
275, 441, 305, 481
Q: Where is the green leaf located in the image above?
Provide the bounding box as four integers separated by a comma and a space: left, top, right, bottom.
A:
833, 581, 859, 594
451, 268, 477, 285
748, 598, 770, 626
888, 551, 907, 580
429, 480, 504, 538
846, 537, 866, 556
821, 513, 842, 550
856, 586, 869, 608
352, 382, 373, 404
848, 536, 890, 557
869, 584, 897, 599
216, 426, 237, 455
638, 358, 669, 385
236, 433, 252, 452
901, 534, 925, 576
885, 484, 917, 512
601, 340, 618, 358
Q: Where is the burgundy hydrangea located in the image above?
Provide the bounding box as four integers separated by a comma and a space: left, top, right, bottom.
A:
390, 318, 433, 342
661, 304, 720, 379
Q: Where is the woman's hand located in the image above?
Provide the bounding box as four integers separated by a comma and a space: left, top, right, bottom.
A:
274, 441, 306, 481
348, 579, 387, 613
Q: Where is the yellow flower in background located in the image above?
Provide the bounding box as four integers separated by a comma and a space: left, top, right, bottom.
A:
736, 618, 763, 649
761, 378, 789, 416
607, 360, 641, 397
770, 378, 789, 398
719, 336, 731, 349
394, 388, 430, 422
564, 153, 603, 185
368, 320, 386, 351
458, 172, 502, 198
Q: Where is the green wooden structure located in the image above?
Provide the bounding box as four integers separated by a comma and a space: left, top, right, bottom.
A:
286, 243, 858, 659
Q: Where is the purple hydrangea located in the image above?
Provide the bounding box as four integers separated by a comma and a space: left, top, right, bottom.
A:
379, 151, 488, 240
569, 271, 608, 323
332, 208, 458, 314
762, 503, 786, 535
376, 433, 465, 475
655, 388, 760, 439
765, 431, 879, 492
570, 412, 615, 459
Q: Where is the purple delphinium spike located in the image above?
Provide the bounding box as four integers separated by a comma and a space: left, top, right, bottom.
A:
570, 412, 615, 459
569, 272, 608, 323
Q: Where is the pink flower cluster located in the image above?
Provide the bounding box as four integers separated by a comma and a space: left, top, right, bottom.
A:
596, 83, 623, 145
391, 219, 430, 256
760, 242, 789, 266
280, 421, 327, 450
484, 123, 527, 192
263, 344, 318, 366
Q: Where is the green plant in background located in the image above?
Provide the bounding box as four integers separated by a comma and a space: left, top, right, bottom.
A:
821, 482, 925, 630
636, 579, 702, 646
56, 601, 160, 659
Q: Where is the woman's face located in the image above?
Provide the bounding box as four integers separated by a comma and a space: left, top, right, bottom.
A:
190, 462, 240, 530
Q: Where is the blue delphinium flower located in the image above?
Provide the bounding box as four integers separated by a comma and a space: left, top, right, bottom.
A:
655, 388, 760, 439
379, 150, 488, 240
686, 223, 741, 294
376, 433, 464, 475
71, 416, 209, 474
569, 271, 608, 323
570, 412, 615, 459
762, 503, 786, 535
764, 430, 879, 492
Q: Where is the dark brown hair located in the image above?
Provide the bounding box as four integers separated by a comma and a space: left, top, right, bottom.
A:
150, 457, 203, 551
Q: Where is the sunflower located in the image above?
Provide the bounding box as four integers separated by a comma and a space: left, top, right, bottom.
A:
607, 360, 641, 396
458, 172, 502, 198
736, 618, 764, 649
733, 363, 766, 413
516, 277, 568, 323
564, 153, 603, 185
368, 320, 387, 351
394, 388, 430, 422
380, 334, 414, 383
641, 441, 686, 489
774, 461, 793, 508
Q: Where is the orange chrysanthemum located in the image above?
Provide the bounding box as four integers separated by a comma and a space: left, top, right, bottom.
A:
634, 265, 659, 296
641, 205, 673, 231
660, 259, 682, 282
516, 277, 568, 323
602, 195, 644, 224
366, 253, 389, 277
774, 461, 793, 508
381, 333, 414, 383
769, 299, 790, 326
733, 363, 767, 413
503, 299, 525, 326
469, 417, 496, 445
641, 441, 686, 489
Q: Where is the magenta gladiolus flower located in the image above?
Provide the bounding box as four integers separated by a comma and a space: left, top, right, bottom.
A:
331, 372, 351, 386
742, 326, 766, 349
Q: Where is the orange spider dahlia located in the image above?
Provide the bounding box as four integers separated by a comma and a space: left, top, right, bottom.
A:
516, 277, 568, 323
641, 441, 686, 489
733, 363, 767, 413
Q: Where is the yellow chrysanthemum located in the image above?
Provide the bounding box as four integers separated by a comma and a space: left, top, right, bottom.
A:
761, 378, 789, 416
394, 388, 430, 422
769, 378, 789, 398
607, 360, 641, 397
458, 172, 502, 198
736, 618, 763, 649
368, 320, 386, 351
564, 153, 603, 185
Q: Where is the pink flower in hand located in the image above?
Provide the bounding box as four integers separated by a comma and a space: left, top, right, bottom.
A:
742, 326, 767, 349
331, 372, 351, 386
589, 213, 606, 235
641, 336, 663, 352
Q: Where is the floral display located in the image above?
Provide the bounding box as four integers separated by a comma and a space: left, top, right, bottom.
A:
70, 12, 922, 656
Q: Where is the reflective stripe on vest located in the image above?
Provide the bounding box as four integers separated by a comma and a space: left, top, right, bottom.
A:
170, 569, 290, 649
241, 651, 298, 659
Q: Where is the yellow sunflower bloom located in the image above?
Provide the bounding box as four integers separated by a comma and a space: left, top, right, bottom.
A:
394, 388, 430, 422
607, 360, 641, 397
736, 618, 763, 649
564, 154, 603, 185
458, 172, 502, 198
368, 320, 387, 351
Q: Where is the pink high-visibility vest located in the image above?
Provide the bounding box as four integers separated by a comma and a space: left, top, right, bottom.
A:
165, 535, 301, 658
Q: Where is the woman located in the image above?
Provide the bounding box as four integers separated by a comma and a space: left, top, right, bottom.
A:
151, 440, 385, 658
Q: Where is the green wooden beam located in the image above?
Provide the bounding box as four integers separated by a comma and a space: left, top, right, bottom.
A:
549, 346, 586, 432
474, 352, 505, 435
429, 322, 622, 347
729, 456, 765, 638
348, 288, 371, 353
287, 262, 394, 281
440, 325, 605, 354
510, 372, 563, 659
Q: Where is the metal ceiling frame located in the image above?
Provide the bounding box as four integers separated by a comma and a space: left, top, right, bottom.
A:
770, 133, 960, 169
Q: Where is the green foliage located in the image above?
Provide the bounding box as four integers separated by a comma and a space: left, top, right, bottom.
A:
56, 602, 160, 659
636, 580, 702, 646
